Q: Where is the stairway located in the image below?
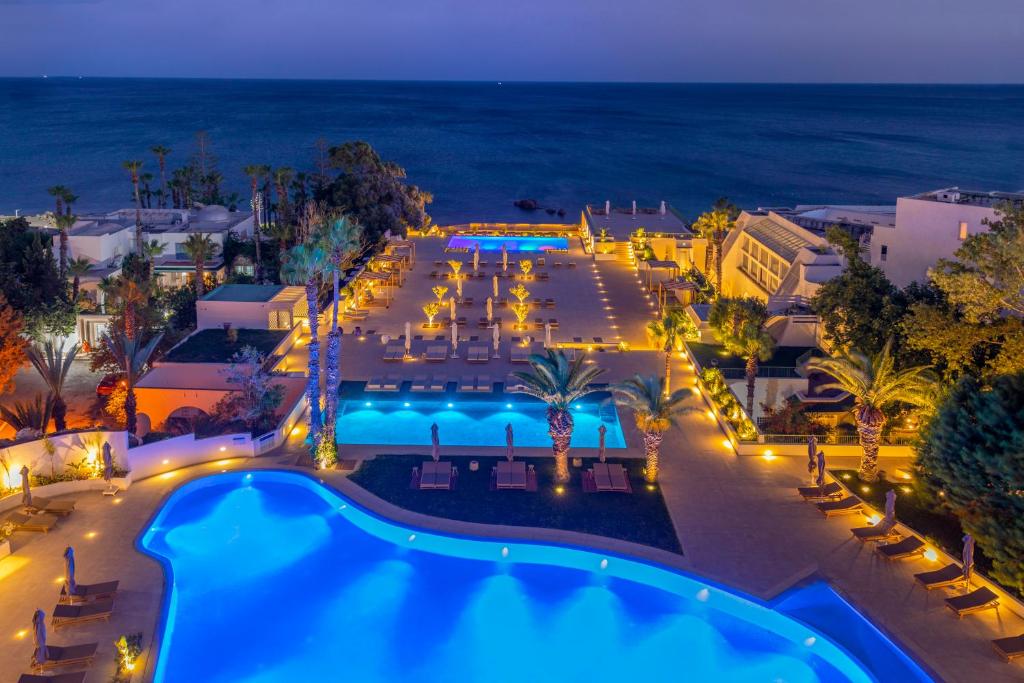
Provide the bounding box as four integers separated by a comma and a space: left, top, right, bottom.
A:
613, 240, 635, 265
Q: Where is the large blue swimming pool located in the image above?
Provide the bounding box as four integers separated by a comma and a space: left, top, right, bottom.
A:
447, 235, 569, 252
141, 471, 932, 683
336, 397, 626, 448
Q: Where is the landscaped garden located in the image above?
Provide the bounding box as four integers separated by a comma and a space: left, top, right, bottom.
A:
687, 341, 818, 373
349, 454, 682, 553
162, 328, 289, 363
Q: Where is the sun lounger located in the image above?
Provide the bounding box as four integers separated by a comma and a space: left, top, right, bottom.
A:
33, 642, 98, 671
382, 375, 400, 391
797, 481, 843, 501
816, 497, 863, 516
946, 587, 999, 618
5, 512, 59, 533
24, 497, 76, 516
992, 634, 1024, 662
467, 345, 490, 363
425, 344, 447, 362
410, 375, 429, 391
51, 600, 114, 628
383, 344, 405, 361
505, 374, 527, 392
60, 581, 119, 604
428, 376, 446, 392
851, 523, 900, 542
458, 376, 474, 392
474, 375, 492, 393
874, 535, 925, 560
914, 563, 968, 590
365, 376, 384, 391
18, 673, 88, 683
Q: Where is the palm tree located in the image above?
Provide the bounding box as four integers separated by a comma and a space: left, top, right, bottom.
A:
54, 212, 76, 280
709, 297, 776, 416
181, 233, 217, 297
151, 145, 171, 208
102, 330, 163, 436
26, 339, 80, 432
0, 394, 54, 434
691, 211, 716, 277
646, 309, 693, 396
706, 208, 734, 292
264, 220, 293, 263
140, 173, 155, 208
272, 166, 295, 225
613, 375, 697, 483
47, 185, 69, 218
281, 242, 326, 454
512, 349, 606, 483
122, 160, 145, 253
806, 339, 937, 482
67, 257, 92, 302
108, 276, 149, 337
243, 164, 271, 282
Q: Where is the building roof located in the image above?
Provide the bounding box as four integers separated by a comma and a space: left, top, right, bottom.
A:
69, 221, 131, 237
202, 284, 288, 303
583, 203, 691, 239
73, 205, 251, 237
909, 187, 1024, 208
744, 217, 818, 263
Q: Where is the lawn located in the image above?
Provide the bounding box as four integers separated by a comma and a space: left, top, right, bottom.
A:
349, 454, 682, 554
163, 328, 289, 363
687, 341, 819, 371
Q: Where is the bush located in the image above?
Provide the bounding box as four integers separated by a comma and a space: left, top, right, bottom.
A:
700, 367, 757, 439
760, 398, 829, 436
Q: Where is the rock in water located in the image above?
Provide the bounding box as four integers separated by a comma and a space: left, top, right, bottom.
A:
514, 198, 540, 210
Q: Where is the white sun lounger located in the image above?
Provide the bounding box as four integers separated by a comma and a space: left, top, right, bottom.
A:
428, 376, 447, 391
425, 344, 448, 362
365, 377, 385, 391
382, 375, 401, 391
411, 375, 429, 391
458, 376, 474, 392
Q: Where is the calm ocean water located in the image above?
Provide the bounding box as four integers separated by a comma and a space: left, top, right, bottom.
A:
1, 79, 1022, 222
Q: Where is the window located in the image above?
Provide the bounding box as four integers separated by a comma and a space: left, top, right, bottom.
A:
958, 221, 968, 240
739, 238, 783, 293
880, 245, 888, 262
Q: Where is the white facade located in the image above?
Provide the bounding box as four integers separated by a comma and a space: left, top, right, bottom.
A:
195, 285, 307, 331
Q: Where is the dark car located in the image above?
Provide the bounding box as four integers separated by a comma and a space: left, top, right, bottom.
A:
96, 373, 126, 397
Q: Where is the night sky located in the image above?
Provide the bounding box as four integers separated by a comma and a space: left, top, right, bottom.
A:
0, 0, 1022, 82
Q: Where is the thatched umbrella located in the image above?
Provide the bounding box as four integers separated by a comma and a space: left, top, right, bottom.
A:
501, 244, 508, 271
473, 243, 480, 271
404, 321, 412, 356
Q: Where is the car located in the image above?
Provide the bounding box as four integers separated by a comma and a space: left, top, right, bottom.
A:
96, 373, 126, 397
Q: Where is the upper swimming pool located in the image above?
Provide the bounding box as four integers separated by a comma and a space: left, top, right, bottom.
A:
447, 235, 569, 252
141, 471, 932, 683
336, 396, 625, 448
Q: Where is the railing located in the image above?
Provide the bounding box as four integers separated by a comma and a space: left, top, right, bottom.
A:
745, 433, 918, 446
718, 366, 801, 379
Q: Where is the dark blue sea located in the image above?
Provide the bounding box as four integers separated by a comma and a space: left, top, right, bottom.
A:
1, 79, 1022, 221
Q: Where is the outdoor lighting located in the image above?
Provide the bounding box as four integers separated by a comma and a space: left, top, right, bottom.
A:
218, 446, 226, 452
54, 576, 65, 584
15, 629, 27, 639
867, 513, 881, 525
291, 426, 302, 436
555, 485, 565, 495
216, 459, 230, 466
804, 637, 816, 648
408, 534, 417, 542
161, 472, 175, 480
646, 484, 656, 492
762, 451, 775, 461
365, 401, 372, 407
447, 402, 454, 408
842, 473, 851, 480
705, 410, 715, 420
403, 402, 411, 407
696, 588, 709, 602
722, 440, 734, 451
599, 558, 609, 570
112, 498, 122, 505
162, 459, 170, 465
501, 546, 510, 558
923, 548, 939, 562
901, 486, 912, 494
861, 485, 871, 494
505, 403, 512, 409
85, 531, 97, 539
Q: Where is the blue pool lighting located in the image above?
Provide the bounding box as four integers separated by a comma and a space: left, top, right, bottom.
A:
446, 235, 569, 253
447, 402, 454, 408
403, 401, 411, 407
505, 403, 512, 409
364, 401, 372, 407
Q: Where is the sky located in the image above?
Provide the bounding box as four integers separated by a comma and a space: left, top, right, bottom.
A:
0, 0, 1022, 83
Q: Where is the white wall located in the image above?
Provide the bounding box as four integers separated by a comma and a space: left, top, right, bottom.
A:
0, 430, 131, 490
875, 197, 998, 287
68, 229, 133, 265
196, 300, 277, 330
125, 432, 254, 481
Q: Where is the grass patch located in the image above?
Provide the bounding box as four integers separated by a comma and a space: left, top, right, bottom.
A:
688, 342, 818, 370
163, 328, 288, 363
831, 469, 992, 576
350, 454, 682, 554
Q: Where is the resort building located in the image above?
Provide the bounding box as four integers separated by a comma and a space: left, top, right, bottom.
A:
196, 284, 308, 331
582, 201, 694, 265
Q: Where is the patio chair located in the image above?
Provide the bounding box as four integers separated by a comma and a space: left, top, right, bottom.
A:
383, 345, 405, 361
382, 375, 401, 391
33, 642, 98, 671
945, 586, 999, 619
816, 497, 864, 517
510, 347, 530, 363
914, 563, 968, 591
874, 535, 925, 560
425, 345, 448, 362
24, 497, 76, 517
505, 374, 527, 392
18, 674, 87, 683
411, 375, 429, 392
797, 481, 843, 501
51, 600, 114, 628
992, 634, 1024, 662
474, 375, 493, 393
365, 376, 384, 391
60, 580, 119, 604
850, 523, 900, 542
4, 511, 59, 533
428, 376, 447, 392
458, 376, 474, 392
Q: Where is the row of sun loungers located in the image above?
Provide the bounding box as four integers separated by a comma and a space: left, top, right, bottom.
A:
410, 375, 448, 392
458, 375, 492, 392
797, 478, 1024, 661
582, 463, 632, 493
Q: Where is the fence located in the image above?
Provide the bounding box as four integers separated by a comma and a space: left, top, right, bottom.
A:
717, 366, 801, 379
751, 433, 917, 447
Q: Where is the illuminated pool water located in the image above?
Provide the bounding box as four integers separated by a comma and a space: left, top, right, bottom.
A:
141, 471, 932, 683
336, 397, 626, 448
447, 235, 569, 252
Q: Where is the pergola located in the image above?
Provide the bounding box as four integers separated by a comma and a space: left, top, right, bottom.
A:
371, 254, 409, 286
657, 278, 698, 313
354, 269, 397, 306
641, 259, 682, 292
385, 239, 417, 267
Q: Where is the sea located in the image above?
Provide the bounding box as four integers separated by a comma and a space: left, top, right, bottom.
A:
1, 79, 1022, 222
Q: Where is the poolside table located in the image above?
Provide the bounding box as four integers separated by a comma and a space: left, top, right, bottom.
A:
497, 461, 527, 489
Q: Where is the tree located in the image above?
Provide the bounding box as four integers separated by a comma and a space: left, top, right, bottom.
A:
272, 166, 295, 226
67, 257, 92, 303
214, 345, 285, 433
0, 294, 27, 393
691, 201, 737, 292
181, 233, 217, 297
0, 394, 53, 435
806, 339, 937, 481
812, 226, 912, 359
613, 375, 697, 483
281, 241, 326, 451
422, 302, 441, 326
151, 145, 171, 208
0, 219, 66, 326
106, 276, 149, 338
53, 212, 76, 281
905, 204, 1024, 379
646, 309, 695, 396
243, 164, 271, 282
916, 372, 1024, 594
709, 297, 776, 416
101, 330, 163, 436
26, 339, 79, 432
511, 349, 605, 483
323, 141, 432, 241
122, 160, 145, 253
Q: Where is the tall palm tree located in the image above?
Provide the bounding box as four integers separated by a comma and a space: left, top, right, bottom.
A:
67, 257, 92, 302
54, 212, 76, 280
281, 242, 326, 455
272, 166, 295, 225
181, 233, 217, 297
122, 160, 145, 253
0, 395, 54, 434
140, 173, 155, 208
512, 349, 606, 483
102, 330, 163, 436
806, 339, 937, 482
613, 375, 697, 483
151, 145, 171, 208
646, 309, 693, 397
691, 211, 716, 276
709, 297, 776, 416
109, 276, 149, 337
26, 339, 80, 432
707, 208, 734, 293
319, 216, 362, 458
264, 220, 293, 263
47, 185, 69, 218
243, 164, 271, 282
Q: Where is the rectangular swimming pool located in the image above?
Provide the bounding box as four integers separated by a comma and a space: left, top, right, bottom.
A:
336, 397, 625, 448
446, 235, 569, 253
